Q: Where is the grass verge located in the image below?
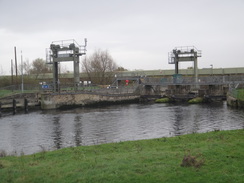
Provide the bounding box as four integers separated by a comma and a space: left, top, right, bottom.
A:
0, 129, 243, 183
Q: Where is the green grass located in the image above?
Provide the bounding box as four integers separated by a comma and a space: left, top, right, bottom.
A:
230, 89, 244, 101
0, 129, 243, 183
237, 89, 244, 101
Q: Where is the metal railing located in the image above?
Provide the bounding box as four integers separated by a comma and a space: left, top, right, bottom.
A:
2, 75, 244, 97
142, 75, 244, 86
168, 46, 202, 64
39, 83, 138, 96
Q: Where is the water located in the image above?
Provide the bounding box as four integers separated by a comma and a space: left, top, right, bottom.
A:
0, 102, 243, 155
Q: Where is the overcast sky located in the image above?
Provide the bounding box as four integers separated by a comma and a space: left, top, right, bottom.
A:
0, 0, 244, 74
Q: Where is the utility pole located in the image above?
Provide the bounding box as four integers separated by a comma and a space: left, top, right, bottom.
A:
11, 59, 14, 85
21, 51, 24, 93
14, 47, 18, 89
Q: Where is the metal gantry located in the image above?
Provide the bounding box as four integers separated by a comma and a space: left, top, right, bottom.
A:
46, 39, 87, 92
168, 46, 202, 84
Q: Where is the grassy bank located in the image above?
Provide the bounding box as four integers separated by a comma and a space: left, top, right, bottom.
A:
0, 130, 243, 183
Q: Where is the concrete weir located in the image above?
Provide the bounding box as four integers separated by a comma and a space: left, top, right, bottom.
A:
41, 93, 140, 110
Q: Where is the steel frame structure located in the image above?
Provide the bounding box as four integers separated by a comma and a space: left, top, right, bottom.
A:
46, 39, 87, 92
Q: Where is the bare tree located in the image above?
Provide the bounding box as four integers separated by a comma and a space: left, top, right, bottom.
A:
116, 67, 128, 71
0, 65, 4, 75
17, 59, 31, 76
30, 58, 52, 79
82, 50, 118, 84
23, 59, 32, 75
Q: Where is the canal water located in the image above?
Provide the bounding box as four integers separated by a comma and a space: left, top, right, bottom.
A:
0, 102, 243, 155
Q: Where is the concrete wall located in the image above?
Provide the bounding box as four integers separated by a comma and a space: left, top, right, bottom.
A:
166, 84, 226, 98
41, 93, 140, 109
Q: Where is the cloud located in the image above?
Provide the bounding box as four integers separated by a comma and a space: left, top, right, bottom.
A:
0, 0, 244, 74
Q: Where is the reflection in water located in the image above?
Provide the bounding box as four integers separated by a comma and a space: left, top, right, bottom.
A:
74, 116, 82, 146
52, 116, 62, 149
0, 102, 243, 155
172, 106, 184, 136
192, 112, 200, 133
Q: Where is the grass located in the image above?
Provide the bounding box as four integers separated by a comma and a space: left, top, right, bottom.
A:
0, 129, 243, 183
230, 89, 244, 101
237, 89, 244, 101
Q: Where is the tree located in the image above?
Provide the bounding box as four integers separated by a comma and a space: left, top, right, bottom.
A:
23, 59, 32, 76
0, 65, 4, 75
30, 58, 52, 79
82, 50, 118, 84
16, 59, 31, 76
116, 67, 128, 71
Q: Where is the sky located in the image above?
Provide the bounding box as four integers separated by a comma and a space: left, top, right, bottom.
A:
0, 0, 244, 75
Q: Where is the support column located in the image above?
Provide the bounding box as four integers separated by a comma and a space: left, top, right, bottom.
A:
175, 61, 179, 74
53, 62, 59, 92
24, 98, 28, 114
13, 99, 16, 115
73, 57, 80, 90
194, 56, 198, 87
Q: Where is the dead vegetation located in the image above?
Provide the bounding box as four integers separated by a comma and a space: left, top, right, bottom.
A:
181, 153, 205, 168
0, 150, 7, 158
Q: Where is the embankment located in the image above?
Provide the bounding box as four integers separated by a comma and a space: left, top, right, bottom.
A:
0, 129, 243, 182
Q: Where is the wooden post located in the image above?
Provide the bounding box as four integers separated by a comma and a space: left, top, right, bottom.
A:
11, 59, 14, 90
13, 99, 16, 115
0, 102, 2, 117
24, 98, 28, 113
14, 47, 18, 78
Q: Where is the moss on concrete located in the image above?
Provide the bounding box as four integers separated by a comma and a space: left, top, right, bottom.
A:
188, 97, 204, 104
155, 97, 170, 103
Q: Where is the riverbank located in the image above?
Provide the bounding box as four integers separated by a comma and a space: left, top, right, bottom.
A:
0, 129, 243, 182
